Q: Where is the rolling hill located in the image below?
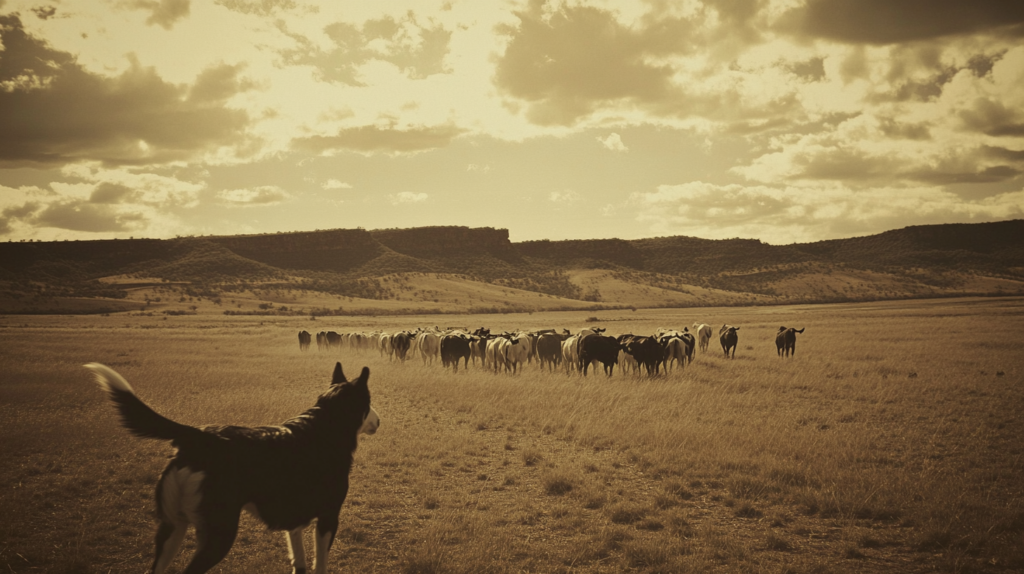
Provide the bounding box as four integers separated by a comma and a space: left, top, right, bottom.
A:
1, 220, 1022, 315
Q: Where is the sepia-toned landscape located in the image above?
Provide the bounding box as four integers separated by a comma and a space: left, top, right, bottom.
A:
3, 1, 1024, 571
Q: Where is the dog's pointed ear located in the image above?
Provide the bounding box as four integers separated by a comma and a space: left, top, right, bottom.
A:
332, 362, 347, 385
354, 367, 370, 388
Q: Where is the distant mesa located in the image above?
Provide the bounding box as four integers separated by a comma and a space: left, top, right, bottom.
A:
0, 221, 1022, 314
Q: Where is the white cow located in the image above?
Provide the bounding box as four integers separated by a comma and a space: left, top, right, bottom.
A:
562, 335, 579, 374
379, 333, 394, 361
662, 337, 687, 373
486, 338, 509, 373
417, 330, 441, 365
692, 323, 713, 353
505, 335, 530, 374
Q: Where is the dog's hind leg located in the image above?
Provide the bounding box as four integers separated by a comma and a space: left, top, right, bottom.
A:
286, 527, 308, 574
151, 519, 186, 574
181, 516, 239, 574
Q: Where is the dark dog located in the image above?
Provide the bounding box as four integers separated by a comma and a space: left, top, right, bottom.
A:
85, 362, 380, 574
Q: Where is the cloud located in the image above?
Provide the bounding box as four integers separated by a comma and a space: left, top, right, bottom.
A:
788, 57, 826, 82
279, 13, 451, 85
958, 97, 1024, 137
549, 189, 581, 204
389, 191, 428, 205
128, 0, 190, 29
89, 183, 137, 204
31, 5, 56, 19
0, 15, 250, 168
292, 123, 463, 155
597, 133, 628, 152
322, 179, 352, 190
779, 0, 1024, 45
0, 166, 205, 237
0, 183, 148, 234
0, 199, 42, 234
491, 2, 812, 129
215, 0, 296, 16
218, 186, 288, 206
733, 101, 1024, 188
494, 3, 688, 125
59, 164, 205, 208
739, 140, 1024, 187
635, 181, 1024, 244
34, 199, 148, 232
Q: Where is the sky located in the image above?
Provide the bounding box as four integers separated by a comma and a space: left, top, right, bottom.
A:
1, 0, 1023, 245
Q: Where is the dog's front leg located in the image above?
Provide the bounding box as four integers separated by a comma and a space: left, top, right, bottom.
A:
285, 528, 307, 574
312, 516, 338, 574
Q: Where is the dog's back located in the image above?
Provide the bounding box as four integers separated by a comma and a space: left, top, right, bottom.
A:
86, 362, 379, 574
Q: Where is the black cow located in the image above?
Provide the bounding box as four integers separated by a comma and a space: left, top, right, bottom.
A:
298, 330, 312, 351
681, 332, 696, 364
624, 335, 663, 375
720, 325, 740, 358
441, 334, 472, 372
776, 327, 804, 358
316, 331, 327, 351
580, 334, 620, 376
392, 331, 414, 361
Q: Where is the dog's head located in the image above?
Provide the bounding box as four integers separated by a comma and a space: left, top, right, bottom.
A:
327, 362, 380, 436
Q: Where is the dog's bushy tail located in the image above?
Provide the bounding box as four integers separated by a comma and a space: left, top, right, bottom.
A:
85, 363, 199, 442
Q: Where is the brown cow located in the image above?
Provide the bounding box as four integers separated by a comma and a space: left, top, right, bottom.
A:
720, 325, 740, 359
776, 327, 805, 358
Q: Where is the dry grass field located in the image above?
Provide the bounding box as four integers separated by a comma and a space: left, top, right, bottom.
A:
1, 297, 1022, 574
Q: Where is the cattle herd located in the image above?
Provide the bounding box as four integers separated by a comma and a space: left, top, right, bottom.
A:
297, 324, 806, 375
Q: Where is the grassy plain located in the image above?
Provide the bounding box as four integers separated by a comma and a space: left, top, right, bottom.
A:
1, 297, 1022, 573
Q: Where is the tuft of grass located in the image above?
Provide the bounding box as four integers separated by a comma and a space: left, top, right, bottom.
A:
765, 533, 793, 551
608, 502, 647, 525
843, 545, 866, 559
542, 470, 575, 496
622, 537, 677, 569
521, 448, 542, 467
734, 502, 763, 519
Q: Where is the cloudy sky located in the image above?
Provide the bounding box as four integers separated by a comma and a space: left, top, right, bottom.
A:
1, 0, 1022, 244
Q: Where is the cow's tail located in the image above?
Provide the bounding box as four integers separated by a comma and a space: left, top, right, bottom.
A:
85, 363, 202, 442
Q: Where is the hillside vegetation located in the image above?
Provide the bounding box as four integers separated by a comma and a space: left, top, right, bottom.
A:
1, 221, 1022, 315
